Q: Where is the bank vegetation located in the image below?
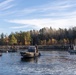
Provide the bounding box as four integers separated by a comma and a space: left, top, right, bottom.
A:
0, 27, 76, 46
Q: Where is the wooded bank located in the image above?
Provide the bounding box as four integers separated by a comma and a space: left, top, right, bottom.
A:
0, 27, 76, 46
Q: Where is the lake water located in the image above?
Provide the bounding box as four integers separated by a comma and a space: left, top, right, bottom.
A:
0, 50, 76, 75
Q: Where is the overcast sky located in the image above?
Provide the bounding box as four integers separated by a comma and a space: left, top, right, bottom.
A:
0, 0, 76, 34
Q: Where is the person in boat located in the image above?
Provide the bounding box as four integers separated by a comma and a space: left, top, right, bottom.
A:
35, 44, 38, 53
69, 44, 73, 50
35, 45, 41, 56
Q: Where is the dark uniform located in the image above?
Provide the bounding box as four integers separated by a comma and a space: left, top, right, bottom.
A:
35, 45, 38, 52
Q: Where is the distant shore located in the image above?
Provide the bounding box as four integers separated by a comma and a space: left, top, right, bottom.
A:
0, 45, 69, 52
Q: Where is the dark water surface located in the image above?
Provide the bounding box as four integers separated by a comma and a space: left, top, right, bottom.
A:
0, 50, 76, 75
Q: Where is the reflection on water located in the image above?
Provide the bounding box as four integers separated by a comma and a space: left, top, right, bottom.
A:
0, 50, 76, 75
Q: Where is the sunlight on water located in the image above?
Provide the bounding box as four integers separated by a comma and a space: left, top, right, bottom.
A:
0, 50, 76, 75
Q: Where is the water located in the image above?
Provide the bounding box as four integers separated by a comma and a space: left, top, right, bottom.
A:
0, 50, 76, 75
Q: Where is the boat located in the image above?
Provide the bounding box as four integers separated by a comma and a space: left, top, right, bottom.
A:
8, 46, 18, 52
68, 45, 76, 54
20, 46, 41, 58
8, 48, 17, 52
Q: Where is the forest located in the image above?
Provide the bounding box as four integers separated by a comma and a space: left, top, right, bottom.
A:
0, 26, 76, 46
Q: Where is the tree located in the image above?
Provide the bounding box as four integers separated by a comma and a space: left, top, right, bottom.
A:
9, 34, 17, 45
4, 35, 9, 45
0, 33, 5, 45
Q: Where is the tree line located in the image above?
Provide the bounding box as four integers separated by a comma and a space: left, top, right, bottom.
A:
0, 27, 76, 45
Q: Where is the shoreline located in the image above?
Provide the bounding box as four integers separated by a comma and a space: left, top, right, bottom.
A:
0, 45, 69, 52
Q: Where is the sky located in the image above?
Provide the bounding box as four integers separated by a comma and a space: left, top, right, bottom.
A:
0, 0, 76, 34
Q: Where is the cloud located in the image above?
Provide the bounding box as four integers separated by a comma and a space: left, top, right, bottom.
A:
8, 0, 76, 19
3, 0, 76, 29
0, 0, 76, 34
0, 0, 76, 18
15, 8, 37, 16
1, 4, 15, 10
10, 25, 29, 29
0, 0, 13, 6
43, 11, 76, 19
0, 0, 14, 10
26, 0, 76, 12
7, 17, 76, 30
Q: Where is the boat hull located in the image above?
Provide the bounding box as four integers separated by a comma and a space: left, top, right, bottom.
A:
20, 52, 41, 58
68, 49, 76, 54
8, 49, 17, 52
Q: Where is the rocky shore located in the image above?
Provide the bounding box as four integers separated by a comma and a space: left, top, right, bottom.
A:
0, 45, 69, 52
